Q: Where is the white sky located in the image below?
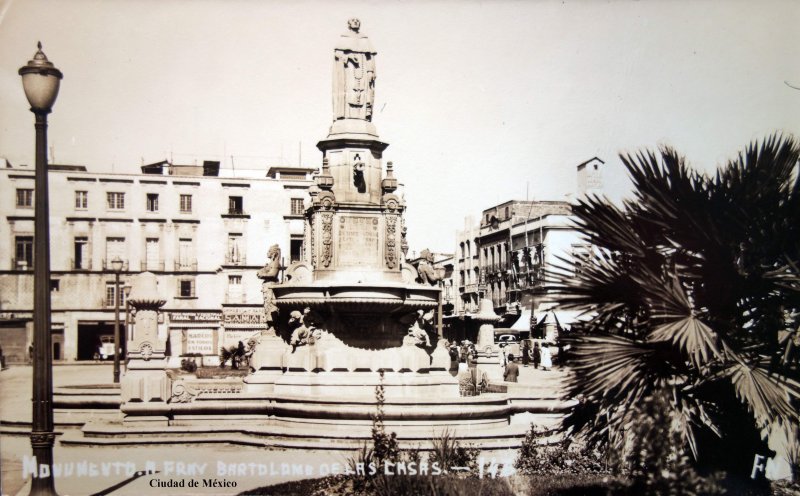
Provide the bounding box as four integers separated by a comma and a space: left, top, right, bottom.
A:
1, 0, 798, 253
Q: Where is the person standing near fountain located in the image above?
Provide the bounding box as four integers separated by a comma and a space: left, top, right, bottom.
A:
503, 354, 519, 382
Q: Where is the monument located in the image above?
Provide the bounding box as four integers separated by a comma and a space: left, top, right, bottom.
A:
244, 18, 455, 398
61, 20, 571, 449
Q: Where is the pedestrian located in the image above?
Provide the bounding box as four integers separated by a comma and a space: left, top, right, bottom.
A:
28, 344, 34, 363
522, 341, 530, 367
458, 354, 468, 374
504, 354, 519, 382
532, 342, 541, 369
449, 345, 459, 376
541, 343, 552, 371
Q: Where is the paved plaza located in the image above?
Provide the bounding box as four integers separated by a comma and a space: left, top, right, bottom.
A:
0, 363, 564, 495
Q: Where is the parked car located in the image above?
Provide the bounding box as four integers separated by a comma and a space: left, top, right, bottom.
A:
99, 335, 115, 360
495, 334, 520, 358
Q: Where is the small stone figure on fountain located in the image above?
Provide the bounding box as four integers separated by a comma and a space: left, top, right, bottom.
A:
405, 309, 435, 347
258, 244, 282, 329
417, 249, 444, 286
288, 308, 324, 352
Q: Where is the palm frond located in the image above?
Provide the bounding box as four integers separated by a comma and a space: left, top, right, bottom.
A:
647, 316, 721, 370
563, 334, 658, 402
723, 359, 798, 428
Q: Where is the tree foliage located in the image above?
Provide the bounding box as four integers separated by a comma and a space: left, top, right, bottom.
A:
551, 134, 800, 476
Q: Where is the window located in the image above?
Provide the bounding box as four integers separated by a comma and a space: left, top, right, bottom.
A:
228, 196, 243, 215
179, 194, 192, 213
177, 238, 194, 270
227, 234, 243, 264
105, 282, 126, 307
290, 198, 304, 216
145, 238, 161, 271
73, 237, 89, 269
504, 207, 509, 219
290, 238, 303, 263
179, 279, 195, 298
16, 189, 33, 208
50, 279, 60, 292
572, 244, 592, 276
146, 193, 159, 212
106, 192, 125, 210
15, 236, 33, 269
75, 191, 88, 209
227, 275, 243, 303
105, 237, 126, 269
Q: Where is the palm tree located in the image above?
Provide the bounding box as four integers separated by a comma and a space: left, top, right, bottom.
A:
552, 134, 800, 479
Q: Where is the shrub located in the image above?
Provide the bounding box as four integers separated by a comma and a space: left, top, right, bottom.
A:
429, 427, 480, 473
179, 357, 197, 373
371, 371, 399, 466
623, 390, 724, 496
515, 425, 608, 477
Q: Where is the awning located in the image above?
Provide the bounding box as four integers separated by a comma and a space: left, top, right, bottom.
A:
510, 309, 533, 331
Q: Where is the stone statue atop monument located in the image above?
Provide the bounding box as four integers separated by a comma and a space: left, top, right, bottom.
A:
333, 18, 376, 122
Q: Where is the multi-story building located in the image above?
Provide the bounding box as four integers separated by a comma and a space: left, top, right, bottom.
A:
0, 159, 314, 364
449, 157, 604, 343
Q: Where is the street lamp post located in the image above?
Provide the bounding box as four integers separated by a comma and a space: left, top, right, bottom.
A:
123, 283, 132, 339
19, 41, 62, 496
111, 257, 124, 383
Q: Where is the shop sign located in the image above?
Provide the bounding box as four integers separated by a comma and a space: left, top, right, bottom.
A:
0, 312, 32, 320
223, 330, 261, 348
169, 312, 221, 323
185, 329, 215, 354
222, 308, 266, 326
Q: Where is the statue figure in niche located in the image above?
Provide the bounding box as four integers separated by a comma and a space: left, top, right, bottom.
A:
258, 244, 282, 325
406, 309, 435, 347
333, 18, 377, 121
352, 153, 366, 192
417, 249, 444, 286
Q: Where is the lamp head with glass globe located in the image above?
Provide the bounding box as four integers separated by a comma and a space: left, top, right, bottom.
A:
18, 42, 63, 114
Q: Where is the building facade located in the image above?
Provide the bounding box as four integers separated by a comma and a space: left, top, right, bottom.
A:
449, 158, 604, 342
0, 160, 313, 364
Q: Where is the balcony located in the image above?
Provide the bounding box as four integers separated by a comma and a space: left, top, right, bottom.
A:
70, 258, 92, 270
143, 260, 165, 272
11, 258, 33, 271
224, 253, 247, 266
222, 208, 250, 219
102, 259, 129, 271
175, 260, 198, 271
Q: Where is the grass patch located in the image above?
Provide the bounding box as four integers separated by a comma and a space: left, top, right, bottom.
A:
194, 367, 248, 379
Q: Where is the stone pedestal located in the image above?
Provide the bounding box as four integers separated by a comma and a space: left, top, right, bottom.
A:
473, 299, 503, 382
122, 358, 170, 403
120, 272, 169, 423
476, 352, 504, 383
243, 330, 291, 393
